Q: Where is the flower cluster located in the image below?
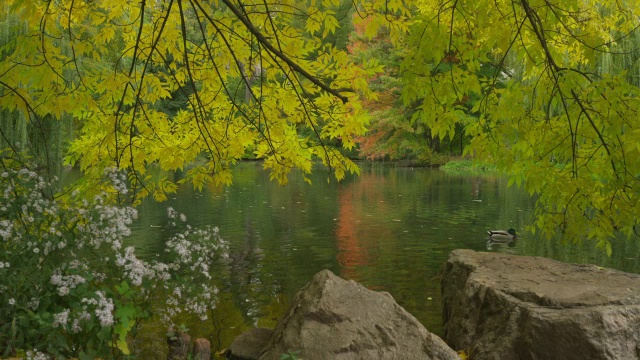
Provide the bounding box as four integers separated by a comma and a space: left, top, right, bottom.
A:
115, 246, 158, 286
75, 201, 138, 251
52, 309, 70, 328
0, 219, 13, 240
1, 163, 228, 358
157, 208, 228, 325
82, 291, 115, 327
104, 167, 129, 195
50, 273, 86, 296
25, 350, 49, 360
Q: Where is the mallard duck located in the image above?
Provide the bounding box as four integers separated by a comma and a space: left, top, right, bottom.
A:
487, 228, 517, 241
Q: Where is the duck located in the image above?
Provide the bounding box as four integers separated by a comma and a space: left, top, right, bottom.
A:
487, 228, 517, 241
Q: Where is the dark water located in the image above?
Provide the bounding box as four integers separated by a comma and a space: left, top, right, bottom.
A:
127, 162, 640, 355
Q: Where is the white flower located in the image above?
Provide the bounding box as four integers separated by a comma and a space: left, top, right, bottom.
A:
8, 298, 15, 305
115, 246, 153, 286
57, 286, 70, 296
26, 350, 49, 360
53, 309, 70, 328
50, 273, 86, 296
27, 297, 39, 310
173, 286, 182, 298
71, 318, 82, 333
0, 220, 13, 241
94, 291, 114, 327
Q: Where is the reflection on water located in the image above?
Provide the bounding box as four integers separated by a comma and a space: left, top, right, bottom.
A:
126, 162, 640, 356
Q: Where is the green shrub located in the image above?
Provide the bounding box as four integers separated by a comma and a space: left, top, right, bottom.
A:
280, 349, 302, 360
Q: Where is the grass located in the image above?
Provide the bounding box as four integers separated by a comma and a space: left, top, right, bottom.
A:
439, 159, 498, 173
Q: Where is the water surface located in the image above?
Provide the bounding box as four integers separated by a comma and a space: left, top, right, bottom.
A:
127, 162, 640, 354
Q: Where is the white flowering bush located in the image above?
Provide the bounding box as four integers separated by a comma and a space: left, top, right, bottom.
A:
0, 159, 227, 359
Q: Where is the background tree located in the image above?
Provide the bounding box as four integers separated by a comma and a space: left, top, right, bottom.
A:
0, 7, 77, 175
351, 14, 465, 165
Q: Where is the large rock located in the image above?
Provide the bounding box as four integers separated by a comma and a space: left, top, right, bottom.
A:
259, 269, 458, 360
442, 249, 640, 360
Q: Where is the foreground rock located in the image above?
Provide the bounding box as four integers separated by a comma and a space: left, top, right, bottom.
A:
258, 269, 458, 360
442, 249, 640, 360
227, 328, 273, 360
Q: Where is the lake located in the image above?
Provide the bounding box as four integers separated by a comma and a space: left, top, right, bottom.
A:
127, 162, 640, 356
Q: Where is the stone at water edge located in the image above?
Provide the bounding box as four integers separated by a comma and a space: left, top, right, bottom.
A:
167, 331, 191, 360
258, 269, 458, 360
441, 249, 640, 360
192, 338, 211, 360
226, 328, 273, 360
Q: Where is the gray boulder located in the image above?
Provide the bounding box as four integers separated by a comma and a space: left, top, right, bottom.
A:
442, 249, 640, 360
227, 328, 273, 360
259, 269, 458, 360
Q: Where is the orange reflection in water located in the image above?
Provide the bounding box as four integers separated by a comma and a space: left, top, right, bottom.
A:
334, 172, 393, 285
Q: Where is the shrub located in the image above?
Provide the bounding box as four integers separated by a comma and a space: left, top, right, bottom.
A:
0, 157, 227, 359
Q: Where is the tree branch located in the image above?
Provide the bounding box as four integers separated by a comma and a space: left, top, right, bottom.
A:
215, 0, 353, 103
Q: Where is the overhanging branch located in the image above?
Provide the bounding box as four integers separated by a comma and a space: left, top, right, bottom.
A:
215, 0, 353, 104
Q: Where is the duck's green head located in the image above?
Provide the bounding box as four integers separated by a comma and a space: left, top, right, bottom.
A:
507, 228, 517, 236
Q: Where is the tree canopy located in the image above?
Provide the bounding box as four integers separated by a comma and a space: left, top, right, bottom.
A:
0, 0, 407, 202
2, 0, 640, 250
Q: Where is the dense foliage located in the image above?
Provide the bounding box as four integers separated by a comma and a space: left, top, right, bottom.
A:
399, 0, 640, 251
